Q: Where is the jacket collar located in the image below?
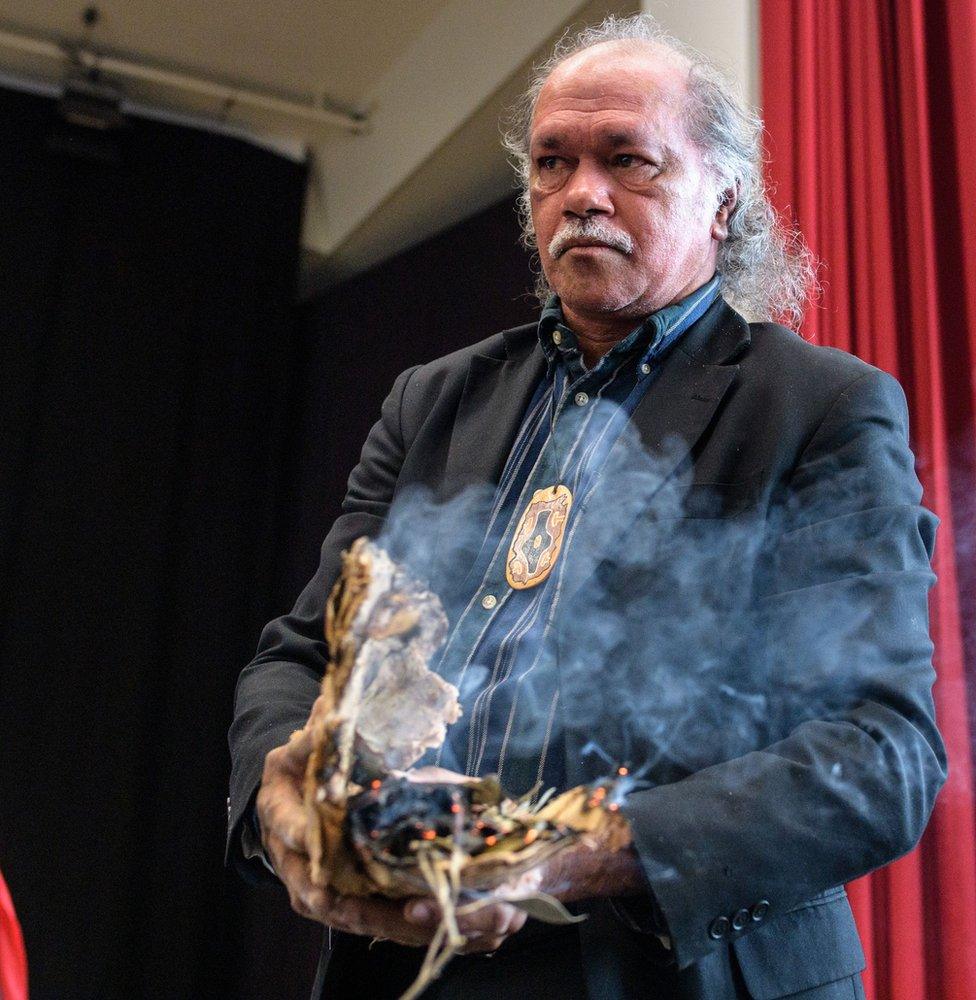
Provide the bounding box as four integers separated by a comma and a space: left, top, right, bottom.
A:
441, 298, 749, 499
557, 298, 749, 607
440, 328, 546, 497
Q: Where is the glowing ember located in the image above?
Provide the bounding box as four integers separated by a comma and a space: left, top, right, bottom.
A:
617, 767, 629, 777
484, 835, 497, 847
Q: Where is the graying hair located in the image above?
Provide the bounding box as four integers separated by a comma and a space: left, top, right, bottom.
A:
501, 14, 816, 328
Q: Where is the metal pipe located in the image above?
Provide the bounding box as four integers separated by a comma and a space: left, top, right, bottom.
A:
0, 26, 368, 133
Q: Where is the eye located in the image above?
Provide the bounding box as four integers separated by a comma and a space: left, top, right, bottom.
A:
532, 155, 570, 192
613, 153, 655, 170
610, 153, 662, 187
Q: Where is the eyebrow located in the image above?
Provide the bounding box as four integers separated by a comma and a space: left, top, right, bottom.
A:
533, 132, 677, 169
604, 131, 643, 148
533, 131, 645, 150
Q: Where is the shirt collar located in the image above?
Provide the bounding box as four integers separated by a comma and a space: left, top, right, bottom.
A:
537, 273, 723, 378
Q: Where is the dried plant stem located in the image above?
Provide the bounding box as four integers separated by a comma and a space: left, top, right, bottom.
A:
399, 847, 466, 1000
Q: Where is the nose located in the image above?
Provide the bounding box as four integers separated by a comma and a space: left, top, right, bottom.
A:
561, 159, 614, 218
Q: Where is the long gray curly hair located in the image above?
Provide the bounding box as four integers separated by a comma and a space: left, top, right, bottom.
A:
501, 14, 816, 328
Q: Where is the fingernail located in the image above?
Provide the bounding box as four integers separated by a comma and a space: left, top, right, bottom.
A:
407, 902, 434, 924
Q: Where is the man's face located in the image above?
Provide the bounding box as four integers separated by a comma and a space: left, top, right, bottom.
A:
529, 43, 728, 327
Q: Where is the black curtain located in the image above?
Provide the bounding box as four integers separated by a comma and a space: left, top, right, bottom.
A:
0, 85, 307, 998
281, 199, 538, 601
0, 77, 537, 996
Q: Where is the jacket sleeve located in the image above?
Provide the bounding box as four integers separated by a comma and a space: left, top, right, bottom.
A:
622, 367, 947, 969
225, 364, 420, 880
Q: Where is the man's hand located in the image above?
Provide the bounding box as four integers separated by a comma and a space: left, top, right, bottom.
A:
255, 697, 430, 944
254, 701, 528, 951
402, 897, 528, 955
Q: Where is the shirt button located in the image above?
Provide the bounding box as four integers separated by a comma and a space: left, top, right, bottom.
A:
481, 594, 497, 610
640, 363, 652, 375
751, 900, 770, 922
552, 330, 562, 345
732, 908, 750, 931
574, 391, 589, 406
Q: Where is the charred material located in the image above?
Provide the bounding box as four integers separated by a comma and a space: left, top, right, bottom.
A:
300, 537, 633, 998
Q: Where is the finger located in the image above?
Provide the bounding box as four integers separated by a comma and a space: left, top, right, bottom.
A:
268, 839, 419, 941
458, 934, 507, 955
330, 896, 433, 946
271, 841, 328, 920
262, 743, 305, 785
403, 898, 442, 929
456, 901, 522, 940
305, 692, 331, 726
492, 867, 543, 900
405, 897, 525, 954
456, 902, 528, 955
283, 725, 314, 763
257, 781, 308, 853
289, 694, 338, 757
287, 694, 334, 762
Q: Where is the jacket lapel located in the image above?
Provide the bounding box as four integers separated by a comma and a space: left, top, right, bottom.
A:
440, 326, 546, 497
627, 323, 745, 483
559, 301, 750, 607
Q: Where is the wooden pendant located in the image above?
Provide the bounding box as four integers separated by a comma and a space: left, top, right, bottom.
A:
505, 484, 573, 590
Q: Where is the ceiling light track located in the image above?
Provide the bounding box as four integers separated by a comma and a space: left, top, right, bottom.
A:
0, 24, 369, 134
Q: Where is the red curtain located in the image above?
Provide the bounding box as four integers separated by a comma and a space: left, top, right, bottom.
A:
0, 868, 27, 1000
760, 1, 976, 997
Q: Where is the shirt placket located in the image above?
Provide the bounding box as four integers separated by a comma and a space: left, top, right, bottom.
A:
456, 376, 586, 765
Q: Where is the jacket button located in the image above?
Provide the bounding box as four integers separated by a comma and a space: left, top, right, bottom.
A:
732, 908, 750, 931
751, 899, 770, 922
709, 915, 730, 940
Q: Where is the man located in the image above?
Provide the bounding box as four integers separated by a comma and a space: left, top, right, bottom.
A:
228, 15, 946, 1000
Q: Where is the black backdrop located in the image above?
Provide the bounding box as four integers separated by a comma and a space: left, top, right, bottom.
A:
0, 84, 310, 998
0, 77, 539, 999
281, 202, 538, 603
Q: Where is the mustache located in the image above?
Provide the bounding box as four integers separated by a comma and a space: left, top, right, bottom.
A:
547, 219, 635, 259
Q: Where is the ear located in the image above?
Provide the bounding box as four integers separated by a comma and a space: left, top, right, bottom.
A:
711, 183, 738, 241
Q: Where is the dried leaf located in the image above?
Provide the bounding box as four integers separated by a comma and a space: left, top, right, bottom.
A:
504, 892, 587, 925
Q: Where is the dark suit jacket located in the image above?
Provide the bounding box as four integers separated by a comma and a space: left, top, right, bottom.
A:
227, 298, 946, 999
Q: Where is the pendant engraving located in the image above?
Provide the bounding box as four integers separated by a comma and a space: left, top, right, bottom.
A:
505, 484, 573, 590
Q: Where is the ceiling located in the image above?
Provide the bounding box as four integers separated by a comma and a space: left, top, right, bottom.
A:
0, 1, 454, 109
0, 0, 757, 297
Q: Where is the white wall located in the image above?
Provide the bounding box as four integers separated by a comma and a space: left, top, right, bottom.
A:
307, 0, 761, 287
641, 0, 759, 106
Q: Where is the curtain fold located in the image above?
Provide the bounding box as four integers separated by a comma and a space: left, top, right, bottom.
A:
760, 2, 976, 997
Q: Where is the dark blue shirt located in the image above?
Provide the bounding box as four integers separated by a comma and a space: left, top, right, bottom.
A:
430, 276, 724, 796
